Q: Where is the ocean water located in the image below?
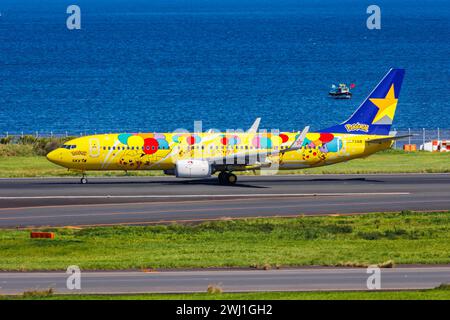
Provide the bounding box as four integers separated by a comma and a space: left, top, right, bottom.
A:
0, 0, 449, 134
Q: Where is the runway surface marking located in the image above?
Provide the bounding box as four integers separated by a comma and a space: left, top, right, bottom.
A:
0, 192, 410, 212
0, 192, 410, 200
0, 174, 448, 227
0, 198, 446, 223
0, 196, 418, 219
1, 267, 449, 294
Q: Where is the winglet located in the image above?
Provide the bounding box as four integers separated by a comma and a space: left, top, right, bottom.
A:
281, 126, 309, 153
247, 118, 261, 133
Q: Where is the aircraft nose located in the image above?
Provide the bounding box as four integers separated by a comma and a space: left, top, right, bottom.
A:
46, 149, 61, 164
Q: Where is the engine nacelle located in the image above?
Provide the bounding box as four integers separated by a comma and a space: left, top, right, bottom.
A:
175, 159, 212, 178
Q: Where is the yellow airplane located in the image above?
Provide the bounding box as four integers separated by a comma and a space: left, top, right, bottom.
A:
47, 68, 409, 185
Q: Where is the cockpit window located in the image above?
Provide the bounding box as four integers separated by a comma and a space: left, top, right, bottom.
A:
62, 145, 77, 149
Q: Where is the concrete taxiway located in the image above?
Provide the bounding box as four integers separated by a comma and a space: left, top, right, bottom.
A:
0, 174, 449, 228
1, 267, 449, 295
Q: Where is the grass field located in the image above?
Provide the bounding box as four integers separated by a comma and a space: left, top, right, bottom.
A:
1, 211, 450, 271
0, 149, 449, 178
2, 286, 450, 300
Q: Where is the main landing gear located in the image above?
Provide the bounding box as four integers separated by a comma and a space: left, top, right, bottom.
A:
218, 171, 237, 185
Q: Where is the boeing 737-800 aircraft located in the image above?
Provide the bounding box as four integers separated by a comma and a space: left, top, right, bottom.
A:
47, 68, 408, 185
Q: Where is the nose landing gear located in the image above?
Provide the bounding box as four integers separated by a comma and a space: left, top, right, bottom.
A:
218, 171, 237, 185
80, 173, 88, 184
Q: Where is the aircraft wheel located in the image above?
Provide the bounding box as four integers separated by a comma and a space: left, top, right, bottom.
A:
226, 173, 237, 185
80, 177, 88, 184
218, 172, 226, 184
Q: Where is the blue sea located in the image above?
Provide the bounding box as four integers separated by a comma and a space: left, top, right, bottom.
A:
0, 0, 449, 134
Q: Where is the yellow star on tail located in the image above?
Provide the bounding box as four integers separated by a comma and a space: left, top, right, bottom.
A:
369, 84, 398, 124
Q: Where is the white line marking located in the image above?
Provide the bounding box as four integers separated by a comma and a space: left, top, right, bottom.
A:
0, 192, 410, 200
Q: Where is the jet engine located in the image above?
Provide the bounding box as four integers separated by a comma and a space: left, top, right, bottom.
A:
175, 159, 212, 178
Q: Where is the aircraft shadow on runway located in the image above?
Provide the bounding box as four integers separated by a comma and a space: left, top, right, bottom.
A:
33, 178, 268, 189
32, 176, 385, 188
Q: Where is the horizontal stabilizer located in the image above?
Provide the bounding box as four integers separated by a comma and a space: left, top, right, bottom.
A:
366, 134, 413, 144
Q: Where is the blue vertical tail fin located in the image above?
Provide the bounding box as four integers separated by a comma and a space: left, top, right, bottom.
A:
319, 68, 405, 135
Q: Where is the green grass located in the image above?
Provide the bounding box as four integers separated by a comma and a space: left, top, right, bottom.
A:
1, 211, 450, 271
3, 286, 450, 300
287, 149, 450, 174
0, 149, 449, 177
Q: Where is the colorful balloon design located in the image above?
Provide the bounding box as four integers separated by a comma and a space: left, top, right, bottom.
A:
220, 135, 240, 146
117, 131, 341, 157
118, 133, 169, 155
172, 135, 181, 143
143, 138, 159, 155
229, 136, 240, 146
154, 133, 166, 140
220, 136, 228, 145
252, 136, 272, 149
138, 133, 154, 139
319, 133, 334, 144
186, 136, 195, 145
300, 132, 342, 154
128, 135, 144, 148
326, 137, 342, 152
157, 138, 169, 149
279, 134, 289, 144
118, 133, 133, 145
306, 133, 320, 141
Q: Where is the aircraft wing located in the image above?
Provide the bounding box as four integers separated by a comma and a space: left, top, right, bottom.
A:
202, 126, 309, 168
206, 148, 273, 167
366, 134, 413, 144
246, 118, 261, 133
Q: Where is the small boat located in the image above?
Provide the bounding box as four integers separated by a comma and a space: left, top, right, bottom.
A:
329, 83, 352, 99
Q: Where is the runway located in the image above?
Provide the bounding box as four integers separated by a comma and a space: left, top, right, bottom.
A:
1, 267, 449, 295
0, 174, 449, 228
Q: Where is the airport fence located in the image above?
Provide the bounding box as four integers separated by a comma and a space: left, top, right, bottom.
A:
389, 128, 450, 150
0, 128, 449, 150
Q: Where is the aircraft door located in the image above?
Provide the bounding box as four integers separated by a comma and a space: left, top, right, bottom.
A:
89, 138, 101, 158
